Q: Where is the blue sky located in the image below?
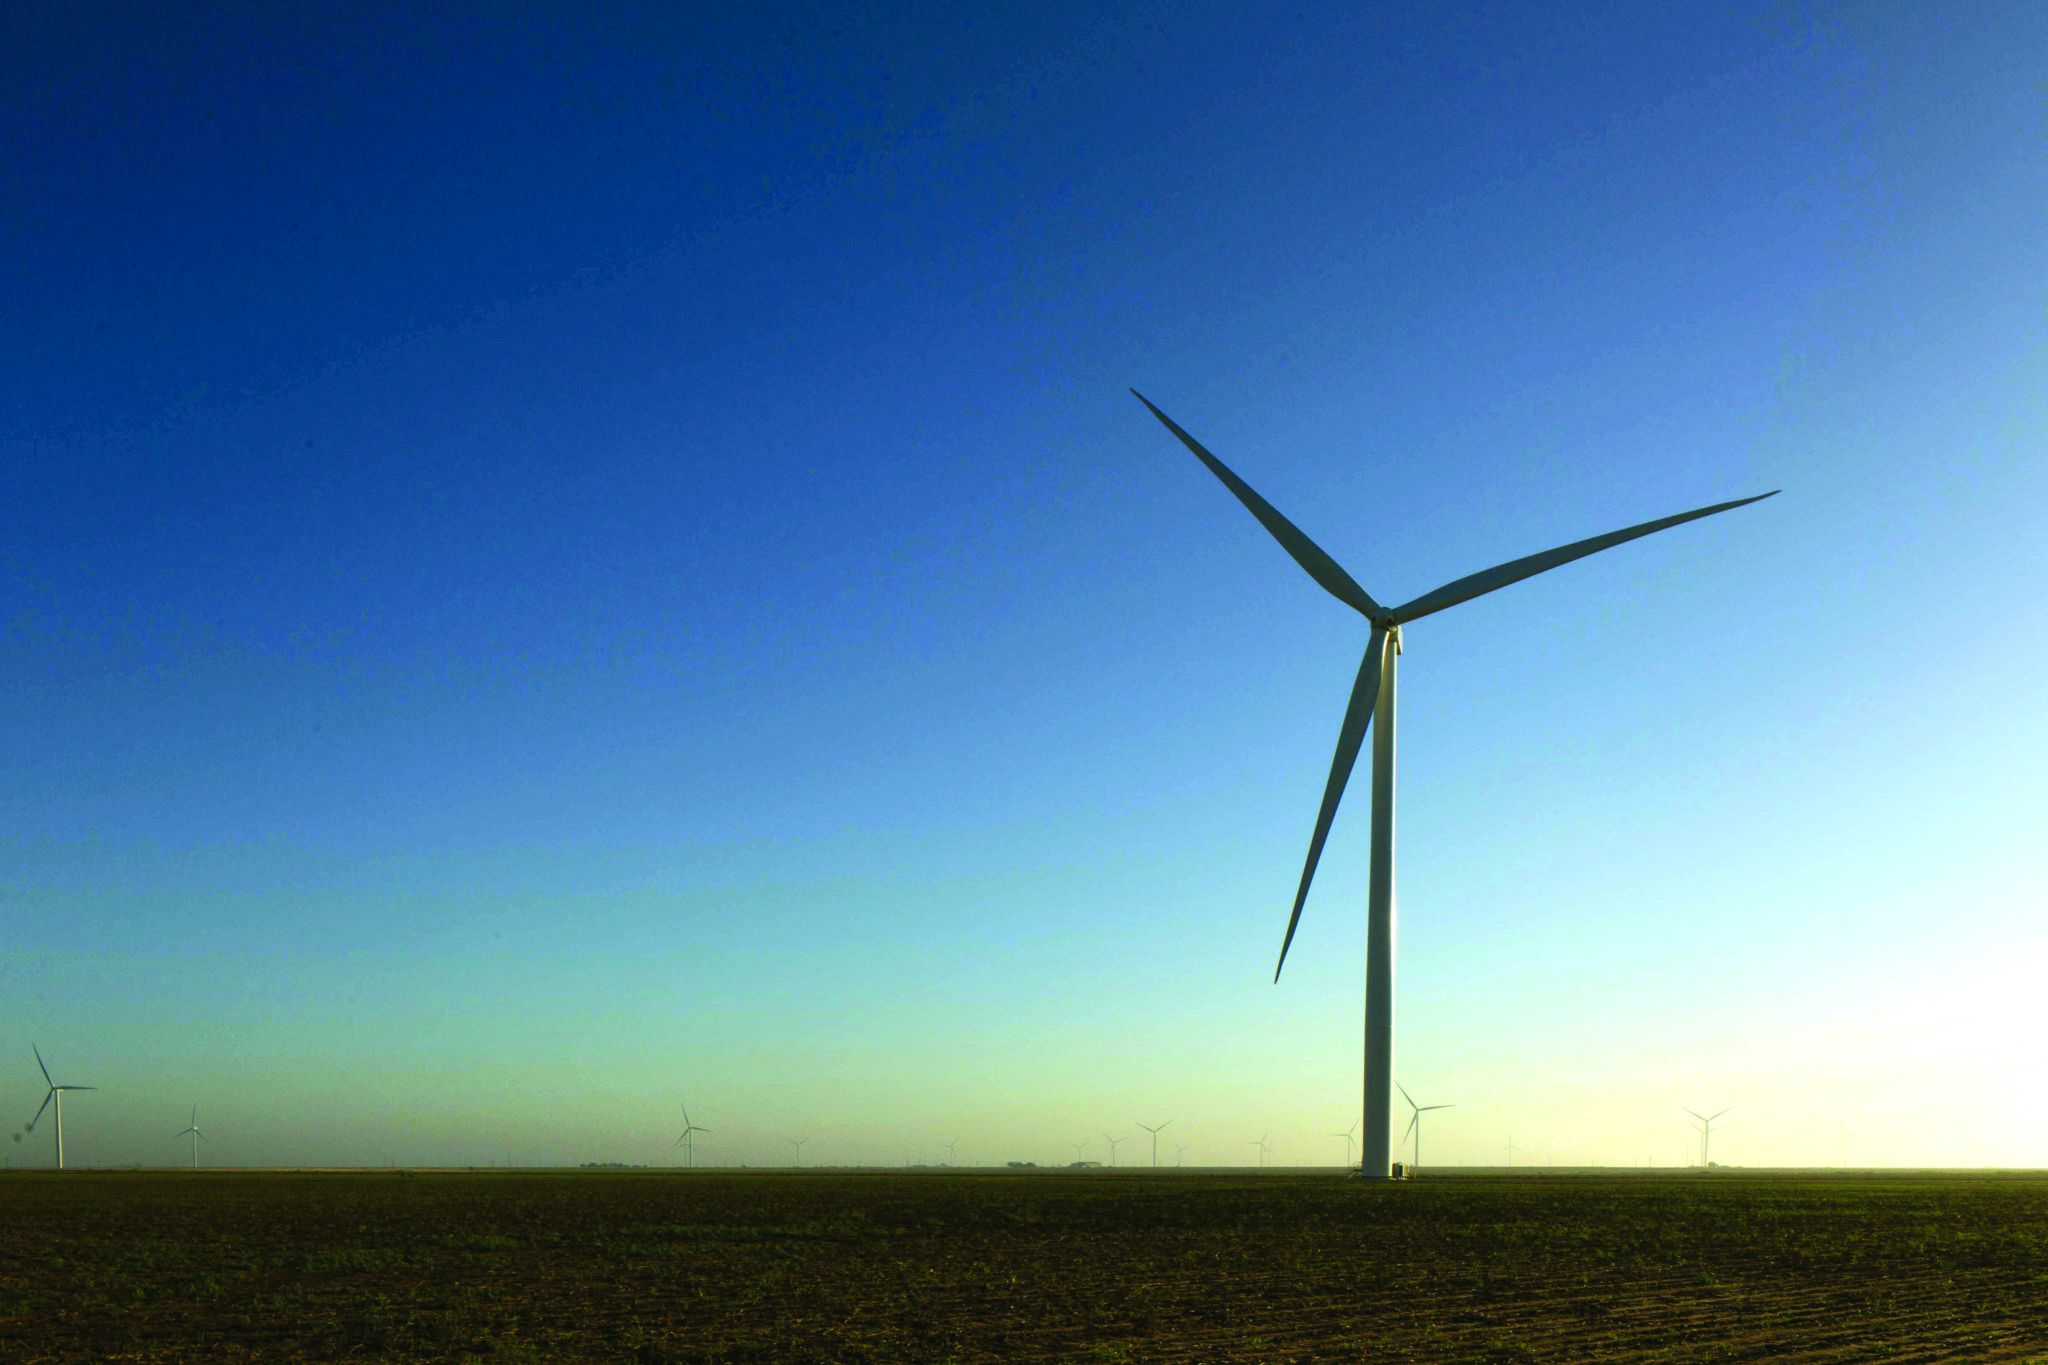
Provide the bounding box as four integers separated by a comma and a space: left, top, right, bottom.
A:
5, 1, 2044, 1170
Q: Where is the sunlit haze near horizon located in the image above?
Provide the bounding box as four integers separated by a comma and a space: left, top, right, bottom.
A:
6, 3, 2045, 1172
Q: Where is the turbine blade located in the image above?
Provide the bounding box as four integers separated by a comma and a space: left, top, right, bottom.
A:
34, 1045, 51, 1087
29, 1090, 53, 1130
1131, 391, 1382, 620
1398, 1083, 1416, 1110
1390, 491, 1779, 625
1275, 628, 1386, 981
1403, 1113, 1417, 1141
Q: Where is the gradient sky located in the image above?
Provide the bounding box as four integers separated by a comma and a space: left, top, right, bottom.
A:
6, 2, 2044, 1171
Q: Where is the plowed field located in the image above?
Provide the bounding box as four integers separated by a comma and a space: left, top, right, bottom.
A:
2, 1169, 2045, 1362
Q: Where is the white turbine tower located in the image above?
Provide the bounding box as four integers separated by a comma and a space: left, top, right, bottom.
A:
1686, 1107, 1731, 1167
1136, 1120, 1172, 1168
1399, 1084, 1454, 1171
673, 1105, 709, 1169
175, 1105, 206, 1168
1132, 391, 1775, 1179
26, 1046, 95, 1171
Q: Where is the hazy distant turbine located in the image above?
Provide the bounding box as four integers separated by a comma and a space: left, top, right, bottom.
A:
1686, 1107, 1731, 1167
1329, 1120, 1359, 1167
1132, 392, 1773, 1179
673, 1105, 710, 1170
26, 1046, 96, 1171
788, 1136, 807, 1169
1101, 1132, 1125, 1168
1398, 1084, 1454, 1171
1136, 1119, 1173, 1168
174, 1105, 206, 1169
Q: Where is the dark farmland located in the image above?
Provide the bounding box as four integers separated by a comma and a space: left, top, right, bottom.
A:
4, 1170, 2047, 1363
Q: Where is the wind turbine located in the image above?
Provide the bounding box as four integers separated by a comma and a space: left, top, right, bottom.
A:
1070, 1138, 1090, 1164
788, 1135, 807, 1168
1502, 1134, 1516, 1169
1101, 1131, 1125, 1168
1131, 392, 1774, 1179
26, 1046, 95, 1171
938, 1137, 959, 1166
1248, 1132, 1272, 1169
1329, 1120, 1359, 1167
1398, 1084, 1454, 1171
673, 1105, 709, 1169
1173, 1141, 1188, 1168
175, 1105, 206, 1169
1685, 1107, 1730, 1167
1136, 1119, 1172, 1168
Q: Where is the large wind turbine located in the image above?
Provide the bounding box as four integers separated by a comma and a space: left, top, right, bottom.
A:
673, 1105, 709, 1169
175, 1105, 206, 1169
1398, 1084, 1454, 1171
1136, 1119, 1172, 1168
27, 1046, 96, 1171
1132, 391, 1775, 1179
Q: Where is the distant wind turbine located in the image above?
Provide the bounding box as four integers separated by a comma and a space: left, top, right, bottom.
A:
1685, 1107, 1731, 1167
938, 1137, 958, 1165
1398, 1084, 1454, 1171
1502, 1134, 1516, 1169
1070, 1139, 1090, 1163
1101, 1132, 1125, 1168
673, 1105, 710, 1169
26, 1046, 95, 1170
1248, 1132, 1272, 1169
175, 1105, 206, 1169
1329, 1120, 1359, 1167
1131, 391, 1774, 1178
788, 1135, 807, 1168
1173, 1141, 1188, 1168
1136, 1120, 1172, 1168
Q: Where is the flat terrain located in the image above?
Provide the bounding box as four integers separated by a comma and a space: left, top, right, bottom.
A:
2, 1169, 2045, 1363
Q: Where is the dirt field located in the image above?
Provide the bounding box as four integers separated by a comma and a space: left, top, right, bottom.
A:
2, 1168, 2045, 1363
